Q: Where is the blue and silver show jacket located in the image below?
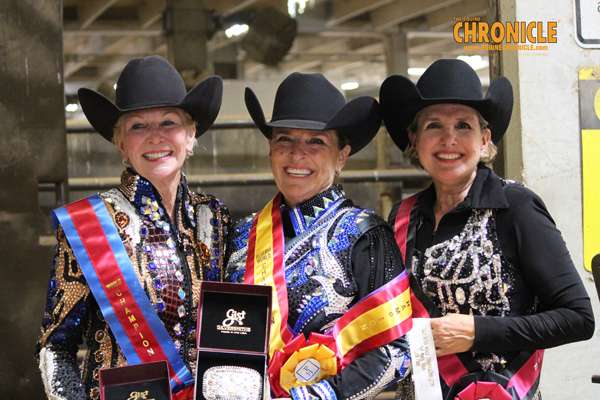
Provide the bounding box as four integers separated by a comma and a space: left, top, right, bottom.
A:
225, 185, 410, 400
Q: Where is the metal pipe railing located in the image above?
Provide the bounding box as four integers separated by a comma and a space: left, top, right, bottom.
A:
38, 169, 430, 192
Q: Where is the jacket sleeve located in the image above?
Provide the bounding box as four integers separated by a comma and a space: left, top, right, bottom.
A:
290, 225, 411, 400
36, 225, 90, 400
472, 186, 594, 352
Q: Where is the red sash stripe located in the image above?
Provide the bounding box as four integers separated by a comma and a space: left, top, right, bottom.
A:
334, 272, 410, 332
66, 200, 176, 374
53, 196, 193, 392
507, 350, 544, 399
270, 196, 294, 346
394, 193, 420, 265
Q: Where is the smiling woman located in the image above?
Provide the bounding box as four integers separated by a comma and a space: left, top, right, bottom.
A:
113, 107, 197, 217
269, 128, 350, 208
36, 56, 231, 400
380, 59, 594, 400
225, 72, 413, 400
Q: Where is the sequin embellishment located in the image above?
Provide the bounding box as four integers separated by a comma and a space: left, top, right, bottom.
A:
417, 209, 512, 317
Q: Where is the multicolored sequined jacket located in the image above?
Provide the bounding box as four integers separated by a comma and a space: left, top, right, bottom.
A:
37, 170, 230, 400
225, 185, 410, 400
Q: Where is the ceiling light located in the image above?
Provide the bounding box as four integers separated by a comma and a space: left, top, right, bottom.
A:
288, 0, 308, 18
341, 82, 359, 91
65, 103, 78, 113
457, 55, 489, 70
225, 24, 249, 38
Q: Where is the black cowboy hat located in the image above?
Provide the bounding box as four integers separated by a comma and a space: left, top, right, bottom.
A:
78, 55, 223, 141
245, 72, 382, 155
379, 58, 513, 151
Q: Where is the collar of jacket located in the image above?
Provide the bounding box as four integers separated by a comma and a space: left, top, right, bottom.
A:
282, 184, 347, 236
117, 168, 194, 227
418, 163, 510, 215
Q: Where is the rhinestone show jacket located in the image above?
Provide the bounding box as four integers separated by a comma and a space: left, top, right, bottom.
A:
225, 185, 411, 400
37, 170, 230, 400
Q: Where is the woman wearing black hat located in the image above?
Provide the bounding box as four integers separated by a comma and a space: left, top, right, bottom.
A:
380, 59, 594, 399
225, 72, 412, 400
37, 55, 230, 400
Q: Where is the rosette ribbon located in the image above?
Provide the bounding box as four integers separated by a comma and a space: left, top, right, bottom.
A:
446, 371, 513, 400
268, 332, 340, 397
454, 381, 512, 400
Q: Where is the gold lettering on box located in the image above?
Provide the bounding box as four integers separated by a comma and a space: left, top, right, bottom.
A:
128, 390, 155, 400
217, 309, 252, 335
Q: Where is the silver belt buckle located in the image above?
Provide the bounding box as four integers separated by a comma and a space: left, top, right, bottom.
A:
202, 366, 262, 400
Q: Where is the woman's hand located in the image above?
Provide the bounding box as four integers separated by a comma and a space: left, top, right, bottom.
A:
430, 314, 475, 356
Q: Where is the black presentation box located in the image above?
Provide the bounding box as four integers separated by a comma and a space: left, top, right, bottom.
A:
99, 360, 171, 400
194, 281, 272, 400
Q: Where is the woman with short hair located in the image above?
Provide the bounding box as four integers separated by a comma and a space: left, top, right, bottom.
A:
37, 55, 230, 400
226, 72, 411, 400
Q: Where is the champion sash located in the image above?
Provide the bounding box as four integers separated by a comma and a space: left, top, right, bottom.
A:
244, 193, 295, 358
52, 195, 194, 394
245, 193, 413, 368
393, 195, 544, 400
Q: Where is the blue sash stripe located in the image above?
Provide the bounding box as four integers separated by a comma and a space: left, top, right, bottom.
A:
52, 194, 194, 391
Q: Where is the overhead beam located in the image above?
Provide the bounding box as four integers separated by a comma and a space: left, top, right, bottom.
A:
371, 0, 463, 31
206, 0, 258, 16
139, 0, 166, 28
78, 0, 119, 29
410, 38, 480, 55
426, 0, 487, 31
328, 0, 395, 27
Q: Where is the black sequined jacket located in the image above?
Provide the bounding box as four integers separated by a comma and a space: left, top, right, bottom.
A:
37, 170, 230, 400
389, 165, 594, 372
225, 185, 410, 400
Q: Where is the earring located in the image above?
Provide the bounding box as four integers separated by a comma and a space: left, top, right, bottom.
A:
187, 149, 194, 157
335, 169, 341, 176
122, 159, 130, 167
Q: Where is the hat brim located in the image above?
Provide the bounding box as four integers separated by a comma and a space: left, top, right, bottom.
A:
245, 88, 381, 156
78, 76, 223, 141
380, 75, 513, 151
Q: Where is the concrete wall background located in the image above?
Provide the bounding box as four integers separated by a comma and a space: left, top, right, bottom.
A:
0, 0, 67, 398
500, 0, 600, 398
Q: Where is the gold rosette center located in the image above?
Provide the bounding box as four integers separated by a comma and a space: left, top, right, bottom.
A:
280, 343, 337, 393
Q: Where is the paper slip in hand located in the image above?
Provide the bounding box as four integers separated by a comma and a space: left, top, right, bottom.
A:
408, 318, 443, 400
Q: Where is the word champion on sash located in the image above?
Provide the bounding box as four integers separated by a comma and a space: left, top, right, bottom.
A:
106, 278, 156, 357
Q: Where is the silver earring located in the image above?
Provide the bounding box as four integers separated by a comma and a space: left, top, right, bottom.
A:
122, 159, 130, 167
335, 169, 341, 176
187, 149, 194, 157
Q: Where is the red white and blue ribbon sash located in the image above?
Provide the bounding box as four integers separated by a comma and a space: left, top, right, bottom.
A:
52, 194, 193, 393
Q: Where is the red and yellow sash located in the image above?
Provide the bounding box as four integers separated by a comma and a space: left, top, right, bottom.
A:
244, 193, 294, 357
245, 193, 413, 395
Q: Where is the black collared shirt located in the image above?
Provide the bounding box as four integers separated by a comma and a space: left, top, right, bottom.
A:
390, 165, 594, 354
